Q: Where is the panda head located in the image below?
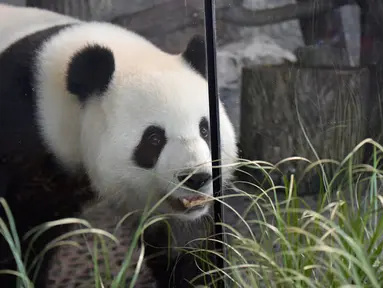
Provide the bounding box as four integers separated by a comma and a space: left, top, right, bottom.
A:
36, 23, 237, 221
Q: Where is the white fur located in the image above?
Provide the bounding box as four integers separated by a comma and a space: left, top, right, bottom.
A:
29, 15, 238, 220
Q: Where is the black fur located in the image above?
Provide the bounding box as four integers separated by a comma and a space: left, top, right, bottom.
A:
0, 24, 95, 288
133, 125, 167, 169
0, 24, 73, 169
143, 214, 217, 288
182, 35, 207, 78
66, 44, 115, 102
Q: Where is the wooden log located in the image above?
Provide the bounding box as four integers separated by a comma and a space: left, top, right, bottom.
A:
27, 0, 354, 41
239, 64, 370, 189
109, 0, 354, 31
295, 46, 350, 66
109, 0, 242, 53
25, 0, 241, 53
219, 0, 354, 27
365, 63, 383, 159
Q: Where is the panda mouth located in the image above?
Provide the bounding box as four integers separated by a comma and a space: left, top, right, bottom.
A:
167, 195, 212, 212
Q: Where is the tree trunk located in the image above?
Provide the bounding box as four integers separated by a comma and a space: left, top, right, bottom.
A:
240, 64, 370, 191
356, 1, 383, 162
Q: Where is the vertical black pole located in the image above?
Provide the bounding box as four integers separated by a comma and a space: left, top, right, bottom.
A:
203, 0, 225, 287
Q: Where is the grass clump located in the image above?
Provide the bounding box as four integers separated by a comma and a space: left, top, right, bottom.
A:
194, 139, 383, 288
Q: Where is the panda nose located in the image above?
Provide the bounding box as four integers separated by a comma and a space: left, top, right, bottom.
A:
178, 172, 212, 190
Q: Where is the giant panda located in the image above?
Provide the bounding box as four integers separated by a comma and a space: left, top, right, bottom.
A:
0, 3, 238, 288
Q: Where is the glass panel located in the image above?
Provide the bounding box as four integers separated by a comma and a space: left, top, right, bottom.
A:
1, 0, 381, 287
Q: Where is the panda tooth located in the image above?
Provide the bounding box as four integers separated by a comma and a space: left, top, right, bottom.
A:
182, 198, 190, 207
181, 196, 210, 208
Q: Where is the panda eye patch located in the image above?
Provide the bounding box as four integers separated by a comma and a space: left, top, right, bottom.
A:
133, 125, 167, 169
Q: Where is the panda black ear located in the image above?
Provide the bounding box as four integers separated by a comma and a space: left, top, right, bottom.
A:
66, 44, 115, 103
182, 35, 206, 78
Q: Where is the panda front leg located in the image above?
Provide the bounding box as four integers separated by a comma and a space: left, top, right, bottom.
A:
145, 242, 217, 288
143, 217, 217, 288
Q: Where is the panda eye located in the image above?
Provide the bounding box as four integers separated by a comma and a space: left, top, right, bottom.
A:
200, 126, 209, 138
199, 117, 210, 139
148, 132, 162, 146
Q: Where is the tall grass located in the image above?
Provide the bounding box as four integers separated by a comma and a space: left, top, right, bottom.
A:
1, 139, 383, 287
190, 138, 383, 287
